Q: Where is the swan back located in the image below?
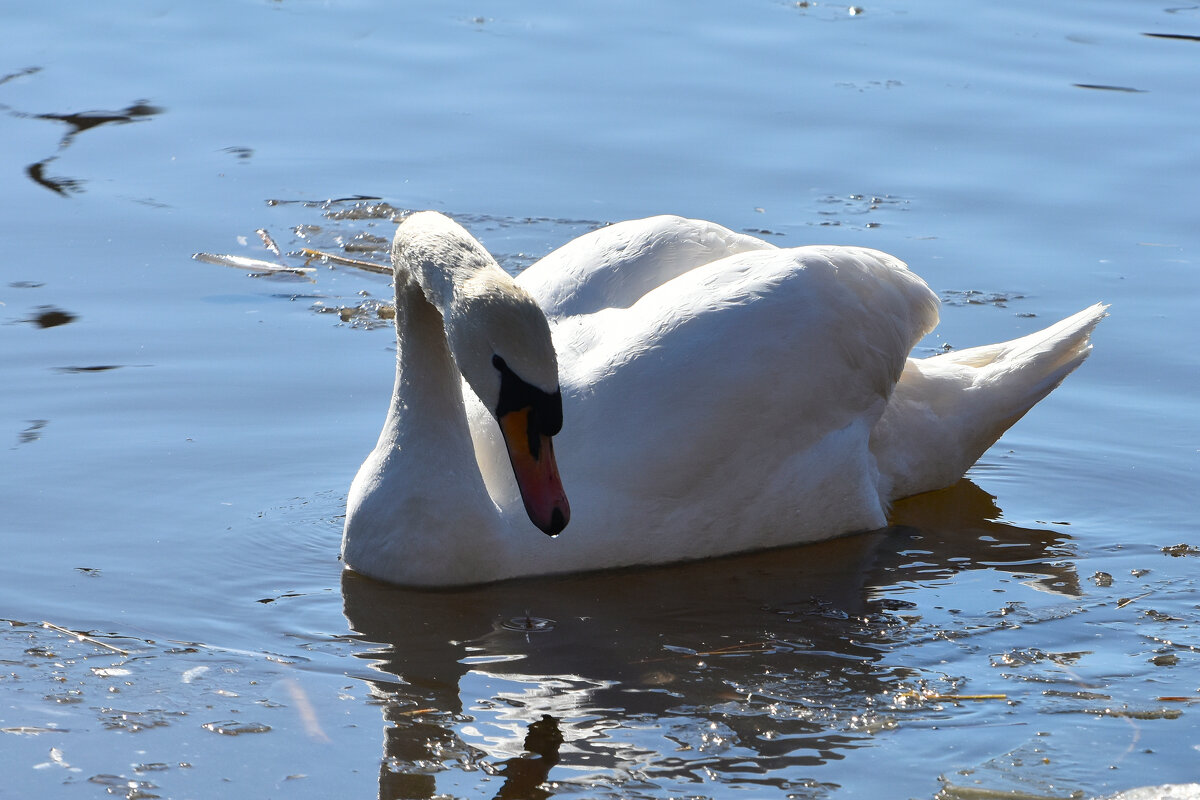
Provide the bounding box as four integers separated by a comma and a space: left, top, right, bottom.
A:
517, 215, 778, 318
534, 244, 941, 568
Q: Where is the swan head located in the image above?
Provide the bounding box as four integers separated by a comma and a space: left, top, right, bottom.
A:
393, 212, 571, 537
445, 274, 571, 538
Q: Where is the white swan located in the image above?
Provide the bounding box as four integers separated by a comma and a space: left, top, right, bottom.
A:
342, 211, 1105, 587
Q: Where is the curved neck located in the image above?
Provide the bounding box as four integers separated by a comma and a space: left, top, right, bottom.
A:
379, 280, 474, 456
362, 280, 510, 582
396, 211, 498, 322
344, 212, 558, 585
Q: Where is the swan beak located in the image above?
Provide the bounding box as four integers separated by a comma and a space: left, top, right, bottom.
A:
498, 408, 570, 537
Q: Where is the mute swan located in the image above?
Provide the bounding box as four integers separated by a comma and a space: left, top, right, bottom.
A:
342, 211, 1105, 587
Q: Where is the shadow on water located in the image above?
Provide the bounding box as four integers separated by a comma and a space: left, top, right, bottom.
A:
340, 479, 1078, 799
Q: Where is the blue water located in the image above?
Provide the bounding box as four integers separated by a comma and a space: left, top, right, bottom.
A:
2, 1, 1199, 798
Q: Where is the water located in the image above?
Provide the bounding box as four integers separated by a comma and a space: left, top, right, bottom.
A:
2, 0, 1198, 797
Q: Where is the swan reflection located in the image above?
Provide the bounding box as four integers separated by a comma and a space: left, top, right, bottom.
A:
342, 479, 1078, 798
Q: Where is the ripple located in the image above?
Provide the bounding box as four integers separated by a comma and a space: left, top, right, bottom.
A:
500, 615, 557, 633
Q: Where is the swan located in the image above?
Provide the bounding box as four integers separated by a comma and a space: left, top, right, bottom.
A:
342, 211, 1105, 587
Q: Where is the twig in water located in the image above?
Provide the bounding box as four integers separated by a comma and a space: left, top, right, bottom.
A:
897, 689, 1007, 702
1116, 592, 1152, 609
41, 621, 129, 655
301, 248, 391, 275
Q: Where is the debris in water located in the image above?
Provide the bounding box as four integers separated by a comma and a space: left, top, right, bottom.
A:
1051, 706, 1183, 720
180, 665, 210, 684
42, 621, 129, 655
255, 228, 283, 258
202, 720, 272, 736
1116, 592, 1151, 609
2, 725, 67, 735
300, 247, 391, 274
896, 689, 1007, 703
191, 252, 314, 276
87, 774, 161, 799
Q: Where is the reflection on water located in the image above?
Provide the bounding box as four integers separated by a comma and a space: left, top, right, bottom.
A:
21, 305, 77, 328
887, 480, 1080, 597
340, 480, 1080, 798
0, 66, 162, 196
15, 419, 47, 446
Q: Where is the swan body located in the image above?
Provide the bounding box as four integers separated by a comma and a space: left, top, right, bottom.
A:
342, 212, 1105, 587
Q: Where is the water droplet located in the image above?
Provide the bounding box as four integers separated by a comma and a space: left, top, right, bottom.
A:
500, 615, 556, 633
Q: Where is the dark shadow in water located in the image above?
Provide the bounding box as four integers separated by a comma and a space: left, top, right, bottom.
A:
340, 479, 1078, 799
54, 365, 122, 373
21, 305, 77, 328
14, 420, 48, 447
1142, 32, 1200, 42
0, 68, 163, 196
1072, 83, 1147, 94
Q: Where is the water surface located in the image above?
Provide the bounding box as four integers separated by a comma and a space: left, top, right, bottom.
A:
2, 1, 1198, 798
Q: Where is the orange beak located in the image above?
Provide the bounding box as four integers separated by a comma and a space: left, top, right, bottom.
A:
498, 407, 570, 536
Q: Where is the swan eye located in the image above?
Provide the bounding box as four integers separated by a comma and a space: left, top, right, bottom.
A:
493, 354, 563, 437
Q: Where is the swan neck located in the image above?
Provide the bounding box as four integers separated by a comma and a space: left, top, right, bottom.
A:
386, 280, 469, 440
388, 279, 503, 522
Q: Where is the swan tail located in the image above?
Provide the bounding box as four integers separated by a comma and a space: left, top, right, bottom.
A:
872, 303, 1108, 501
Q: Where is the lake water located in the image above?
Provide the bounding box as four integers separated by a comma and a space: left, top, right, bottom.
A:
3, 0, 1199, 798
